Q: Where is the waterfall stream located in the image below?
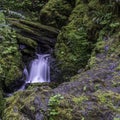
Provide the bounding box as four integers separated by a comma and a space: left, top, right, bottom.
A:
27, 54, 50, 83
20, 54, 50, 90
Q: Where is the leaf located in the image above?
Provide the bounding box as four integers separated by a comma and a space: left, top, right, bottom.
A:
110, 22, 120, 28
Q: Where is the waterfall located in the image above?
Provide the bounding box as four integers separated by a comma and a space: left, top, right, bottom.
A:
26, 54, 50, 83
19, 54, 50, 90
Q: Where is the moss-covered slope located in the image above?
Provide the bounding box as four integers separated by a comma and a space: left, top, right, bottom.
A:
55, 0, 120, 81
0, 13, 23, 89
0, 12, 23, 117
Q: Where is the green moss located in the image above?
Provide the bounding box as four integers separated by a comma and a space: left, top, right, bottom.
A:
55, 2, 93, 81
3, 90, 34, 119
30, 106, 35, 112
108, 34, 120, 55
70, 74, 81, 81
11, 21, 40, 36
55, 0, 120, 81
94, 90, 120, 113
48, 94, 64, 120
48, 95, 73, 120
48, 92, 120, 120
1, 1, 120, 120
22, 49, 34, 56
0, 13, 23, 87
2, 86, 52, 120
19, 19, 59, 34
88, 0, 101, 10
73, 95, 88, 104
40, 0, 72, 28
115, 64, 120, 71
17, 34, 37, 49
95, 41, 105, 53
0, 0, 48, 20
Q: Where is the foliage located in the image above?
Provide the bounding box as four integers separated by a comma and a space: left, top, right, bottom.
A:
73, 95, 88, 104
92, 11, 112, 25
39, 0, 72, 28
55, 0, 120, 82
0, 0, 120, 120
0, 0, 47, 11
48, 94, 64, 120
94, 90, 120, 113
0, 0, 48, 21
0, 12, 22, 88
1, 10, 26, 19
55, 2, 93, 81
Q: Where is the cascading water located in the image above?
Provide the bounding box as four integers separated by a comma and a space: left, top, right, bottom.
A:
26, 54, 50, 83
20, 54, 50, 90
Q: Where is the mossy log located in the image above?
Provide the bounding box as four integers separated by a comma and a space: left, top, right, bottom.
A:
8, 18, 59, 37
19, 20, 59, 36
8, 18, 59, 48
16, 34, 37, 49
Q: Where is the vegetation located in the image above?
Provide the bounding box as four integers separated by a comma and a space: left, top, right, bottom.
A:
0, 12, 22, 88
48, 94, 64, 120
0, 0, 48, 21
39, 0, 73, 28
55, 0, 120, 81
0, 0, 120, 119
0, 12, 22, 116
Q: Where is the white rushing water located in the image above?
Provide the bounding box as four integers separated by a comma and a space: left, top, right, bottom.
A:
25, 54, 50, 83
19, 54, 50, 90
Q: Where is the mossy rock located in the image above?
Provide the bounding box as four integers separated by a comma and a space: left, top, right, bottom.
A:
9, 19, 59, 49
3, 89, 120, 120
2, 86, 53, 120
55, 2, 95, 81
55, 0, 120, 81
39, 0, 73, 28
0, 35, 23, 88
17, 34, 37, 49
0, 13, 23, 89
47, 90, 120, 120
